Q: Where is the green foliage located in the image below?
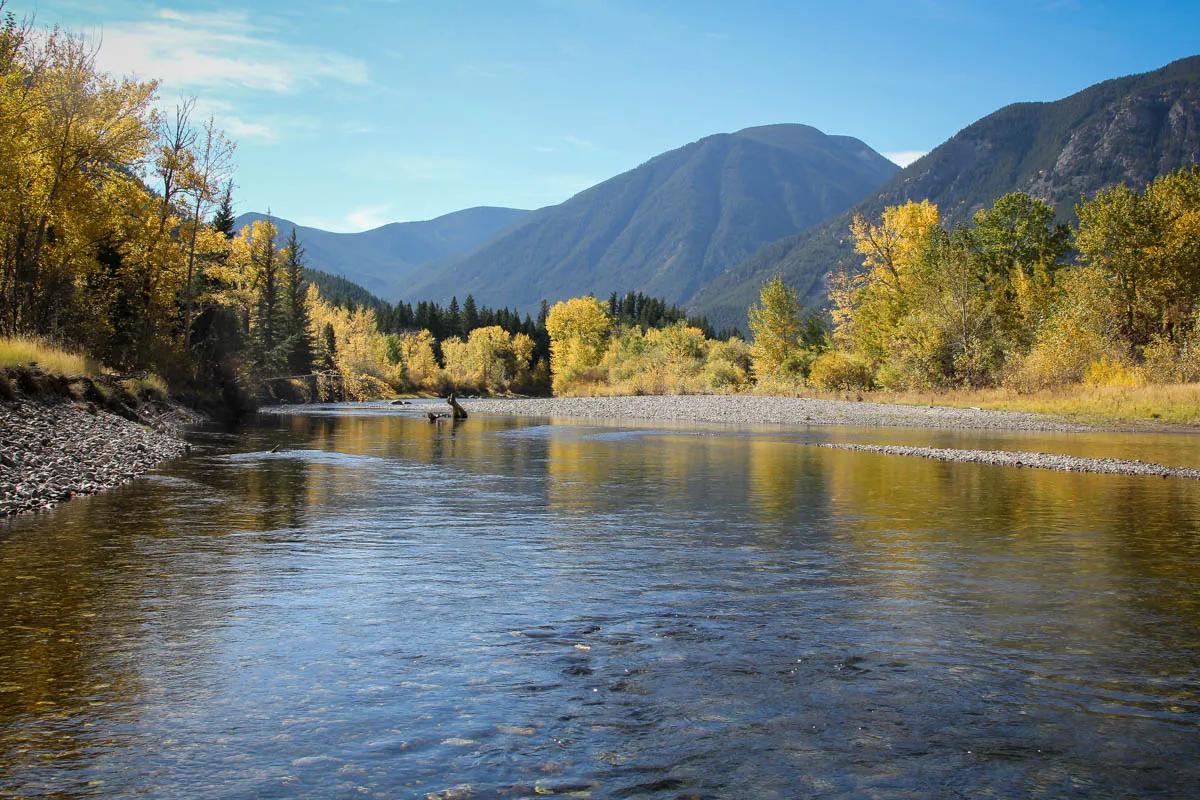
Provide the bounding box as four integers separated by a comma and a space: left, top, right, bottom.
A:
692, 56, 1200, 331
822, 171, 1200, 394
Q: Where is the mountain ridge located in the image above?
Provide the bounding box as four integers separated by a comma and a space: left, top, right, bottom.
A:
399, 123, 899, 311
233, 205, 531, 297
690, 55, 1200, 329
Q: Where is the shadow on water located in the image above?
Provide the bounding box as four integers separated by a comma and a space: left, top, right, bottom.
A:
1, 405, 1198, 798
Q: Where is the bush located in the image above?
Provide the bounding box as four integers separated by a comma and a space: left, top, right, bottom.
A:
122, 374, 170, 402
1083, 355, 1144, 387
808, 351, 874, 391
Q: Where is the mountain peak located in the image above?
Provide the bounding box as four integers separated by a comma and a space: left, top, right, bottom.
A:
398, 124, 898, 310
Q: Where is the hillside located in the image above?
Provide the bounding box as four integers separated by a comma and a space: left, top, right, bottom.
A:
691, 55, 1200, 329
400, 124, 898, 311
234, 206, 530, 297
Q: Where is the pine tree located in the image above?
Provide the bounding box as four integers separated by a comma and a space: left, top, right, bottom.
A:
318, 322, 337, 371
212, 182, 236, 240
463, 294, 479, 332
251, 218, 286, 373
282, 228, 315, 374
447, 296, 461, 336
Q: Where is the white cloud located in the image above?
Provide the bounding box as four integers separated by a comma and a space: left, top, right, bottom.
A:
562, 134, 596, 150
93, 9, 369, 93
300, 205, 393, 233
884, 150, 928, 167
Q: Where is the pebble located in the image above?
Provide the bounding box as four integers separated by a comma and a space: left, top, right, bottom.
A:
1, 398, 192, 516
816, 442, 1200, 479
462, 395, 1094, 433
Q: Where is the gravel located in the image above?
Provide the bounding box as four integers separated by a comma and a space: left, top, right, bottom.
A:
1, 399, 192, 516
817, 443, 1200, 480
463, 394, 1094, 432
464, 395, 1200, 479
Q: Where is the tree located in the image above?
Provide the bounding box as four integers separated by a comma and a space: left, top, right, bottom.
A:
212, 181, 236, 239
247, 218, 285, 373
281, 227, 314, 374
463, 294, 479, 332
544, 296, 611, 394
1075, 183, 1163, 348
748, 276, 804, 380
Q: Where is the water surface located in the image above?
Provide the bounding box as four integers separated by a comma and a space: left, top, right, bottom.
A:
2, 406, 1198, 798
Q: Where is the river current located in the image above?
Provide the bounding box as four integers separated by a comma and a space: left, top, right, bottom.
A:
1, 404, 1198, 798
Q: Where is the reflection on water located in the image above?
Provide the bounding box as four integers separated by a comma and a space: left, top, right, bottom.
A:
1, 407, 1199, 798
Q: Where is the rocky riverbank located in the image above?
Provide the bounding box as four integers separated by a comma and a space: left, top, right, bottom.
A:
464, 394, 1094, 432
1, 370, 199, 517
817, 442, 1200, 479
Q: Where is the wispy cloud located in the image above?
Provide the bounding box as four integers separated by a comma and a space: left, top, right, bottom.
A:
301, 205, 393, 233
884, 150, 928, 167
562, 135, 596, 150
93, 9, 369, 93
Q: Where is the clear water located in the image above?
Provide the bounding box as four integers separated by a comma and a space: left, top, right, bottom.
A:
2, 404, 1198, 798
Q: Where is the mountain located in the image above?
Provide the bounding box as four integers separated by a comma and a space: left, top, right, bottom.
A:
691, 55, 1200, 329
233, 206, 531, 297
400, 124, 899, 311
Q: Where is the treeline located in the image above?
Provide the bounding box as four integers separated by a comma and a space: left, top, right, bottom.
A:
296, 281, 738, 398
749, 167, 1200, 393
0, 12, 268, 408
538, 296, 752, 395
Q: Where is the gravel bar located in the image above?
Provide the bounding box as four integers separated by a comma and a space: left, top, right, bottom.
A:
464, 395, 1093, 433
1, 399, 190, 516
818, 443, 1200, 479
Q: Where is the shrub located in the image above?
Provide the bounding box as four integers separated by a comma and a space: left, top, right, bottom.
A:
122, 374, 170, 402
1083, 355, 1144, 387
808, 351, 874, 391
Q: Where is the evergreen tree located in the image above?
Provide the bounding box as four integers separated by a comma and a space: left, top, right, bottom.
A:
463, 294, 479, 332
318, 322, 337, 371
447, 295, 461, 336
212, 181, 236, 239
282, 227, 315, 374
251, 218, 286, 373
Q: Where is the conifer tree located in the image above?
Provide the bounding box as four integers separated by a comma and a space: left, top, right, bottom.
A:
282, 227, 315, 374
463, 294, 479, 332
212, 182, 236, 239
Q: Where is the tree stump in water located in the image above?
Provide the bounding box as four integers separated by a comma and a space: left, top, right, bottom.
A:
427, 394, 468, 423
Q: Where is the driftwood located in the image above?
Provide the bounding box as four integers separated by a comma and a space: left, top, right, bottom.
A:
427, 393, 469, 423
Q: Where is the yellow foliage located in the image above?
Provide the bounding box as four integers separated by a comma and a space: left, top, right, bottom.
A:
392, 329, 441, 391
545, 296, 611, 394
1083, 356, 1145, 388
808, 350, 874, 392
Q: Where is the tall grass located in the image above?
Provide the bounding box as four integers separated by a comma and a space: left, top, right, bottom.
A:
802, 384, 1200, 427
0, 336, 93, 376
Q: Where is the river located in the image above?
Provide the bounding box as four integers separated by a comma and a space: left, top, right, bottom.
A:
2, 404, 1198, 798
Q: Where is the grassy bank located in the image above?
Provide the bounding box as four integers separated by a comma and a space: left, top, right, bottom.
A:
818, 383, 1200, 428
0, 336, 94, 376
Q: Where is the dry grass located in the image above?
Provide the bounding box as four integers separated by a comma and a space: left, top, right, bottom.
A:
121, 374, 169, 402
800, 383, 1200, 428
0, 335, 93, 376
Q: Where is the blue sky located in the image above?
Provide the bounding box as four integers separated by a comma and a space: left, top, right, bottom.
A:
15, 1, 1200, 231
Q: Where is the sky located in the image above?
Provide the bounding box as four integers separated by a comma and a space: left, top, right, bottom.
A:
13, 0, 1200, 231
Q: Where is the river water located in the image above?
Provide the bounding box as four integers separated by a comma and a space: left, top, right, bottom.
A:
1, 404, 1199, 798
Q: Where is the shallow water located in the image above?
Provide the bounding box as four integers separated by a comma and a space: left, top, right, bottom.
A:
2, 405, 1199, 798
